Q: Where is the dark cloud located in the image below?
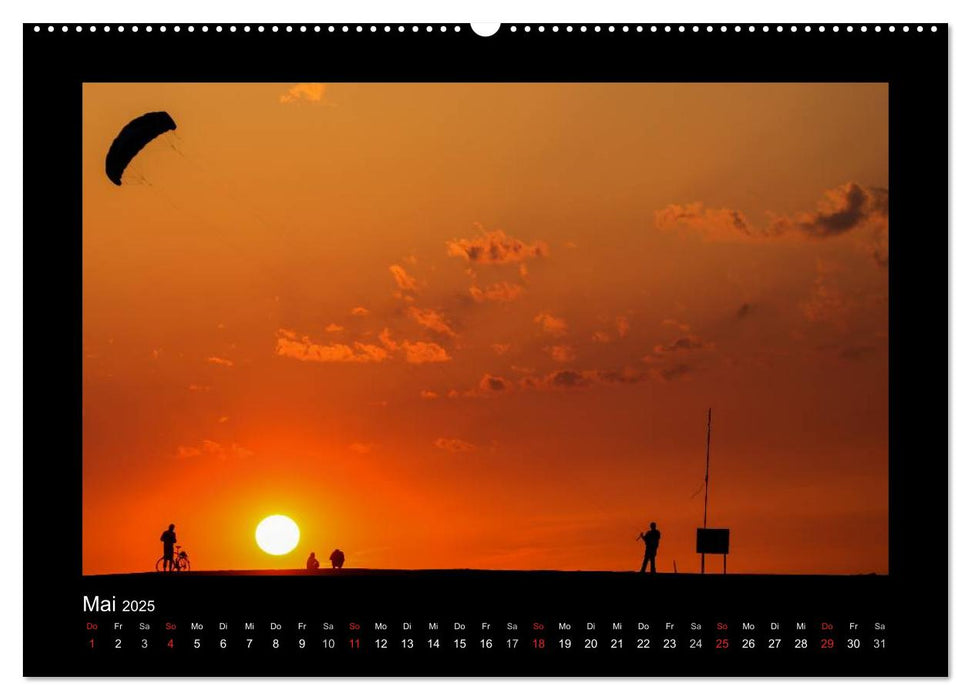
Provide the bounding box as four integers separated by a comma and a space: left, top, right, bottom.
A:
795, 183, 888, 239
654, 335, 709, 353
656, 183, 889, 267
479, 373, 509, 392
549, 370, 589, 389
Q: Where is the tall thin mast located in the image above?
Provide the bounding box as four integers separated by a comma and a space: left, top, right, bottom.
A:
701, 408, 711, 574
703, 408, 711, 528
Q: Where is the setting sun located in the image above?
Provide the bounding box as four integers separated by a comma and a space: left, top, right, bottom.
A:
255, 515, 300, 556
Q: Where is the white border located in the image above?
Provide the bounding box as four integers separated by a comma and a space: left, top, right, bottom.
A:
2, 0, 965, 698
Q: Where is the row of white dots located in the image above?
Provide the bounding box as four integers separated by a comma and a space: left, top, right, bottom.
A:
33, 24, 939, 34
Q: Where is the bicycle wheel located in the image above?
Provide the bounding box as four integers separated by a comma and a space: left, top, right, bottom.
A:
155, 557, 166, 572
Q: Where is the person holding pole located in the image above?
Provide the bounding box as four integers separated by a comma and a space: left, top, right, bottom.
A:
638, 522, 661, 574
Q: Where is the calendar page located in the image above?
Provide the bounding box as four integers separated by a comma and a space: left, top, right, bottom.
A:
23, 22, 947, 677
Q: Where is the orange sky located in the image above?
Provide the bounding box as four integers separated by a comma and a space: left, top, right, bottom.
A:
82, 83, 889, 575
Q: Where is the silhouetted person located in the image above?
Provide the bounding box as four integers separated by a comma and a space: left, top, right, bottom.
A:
329, 548, 345, 569
160, 523, 177, 572
639, 522, 661, 574
306, 552, 320, 570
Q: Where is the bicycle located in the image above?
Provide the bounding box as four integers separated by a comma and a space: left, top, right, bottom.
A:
155, 545, 191, 572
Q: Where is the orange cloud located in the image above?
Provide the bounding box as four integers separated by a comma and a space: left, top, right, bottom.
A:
207, 356, 234, 367
447, 226, 549, 265
350, 306, 370, 316
534, 312, 568, 336
275, 329, 390, 363
325, 323, 344, 332
279, 83, 326, 104
655, 202, 754, 240
656, 183, 888, 265
420, 390, 439, 399
401, 340, 451, 364
348, 442, 376, 454
408, 306, 457, 337
548, 345, 576, 362
591, 331, 611, 343
434, 437, 476, 452
491, 343, 511, 355
469, 281, 525, 303
389, 264, 418, 291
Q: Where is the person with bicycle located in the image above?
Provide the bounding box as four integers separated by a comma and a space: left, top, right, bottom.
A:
160, 523, 177, 572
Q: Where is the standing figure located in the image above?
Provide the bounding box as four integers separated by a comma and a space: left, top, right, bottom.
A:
160, 523, 177, 572
306, 551, 320, 570
638, 522, 661, 574
329, 548, 345, 569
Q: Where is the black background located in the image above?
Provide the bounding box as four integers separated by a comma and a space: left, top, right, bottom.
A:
23, 22, 947, 677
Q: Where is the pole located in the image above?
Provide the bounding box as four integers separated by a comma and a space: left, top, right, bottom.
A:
701, 408, 711, 574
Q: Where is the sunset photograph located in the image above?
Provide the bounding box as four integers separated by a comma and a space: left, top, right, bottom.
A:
82, 82, 889, 577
